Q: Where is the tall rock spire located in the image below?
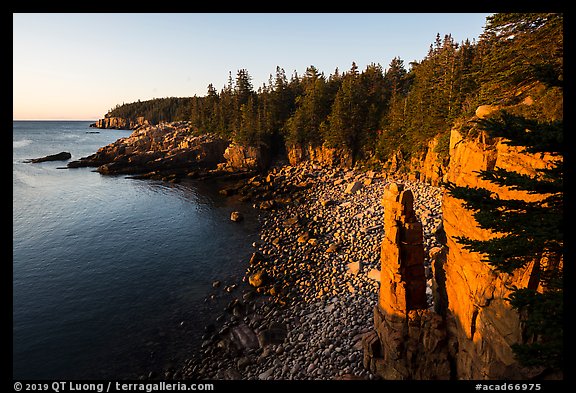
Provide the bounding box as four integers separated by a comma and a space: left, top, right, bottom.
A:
363, 182, 451, 380
379, 182, 427, 315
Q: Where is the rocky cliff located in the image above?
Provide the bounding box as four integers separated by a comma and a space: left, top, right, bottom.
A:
222, 143, 271, 171
68, 122, 230, 179
69, 121, 276, 180
287, 143, 353, 168
363, 113, 561, 380
91, 116, 150, 130
441, 121, 558, 379
380, 136, 449, 187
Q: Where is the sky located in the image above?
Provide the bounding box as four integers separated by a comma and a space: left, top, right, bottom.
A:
13, 13, 491, 120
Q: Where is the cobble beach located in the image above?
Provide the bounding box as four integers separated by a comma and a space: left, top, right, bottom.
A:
177, 162, 444, 380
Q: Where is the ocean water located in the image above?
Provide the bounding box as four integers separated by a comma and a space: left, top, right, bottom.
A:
12, 121, 259, 379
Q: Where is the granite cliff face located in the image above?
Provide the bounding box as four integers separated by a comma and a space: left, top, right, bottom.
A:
441, 123, 558, 380
91, 116, 150, 130
414, 137, 447, 186
287, 143, 353, 168
379, 136, 448, 187
222, 143, 271, 171
364, 115, 560, 380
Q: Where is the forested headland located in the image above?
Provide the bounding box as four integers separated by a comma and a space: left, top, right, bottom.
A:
104, 13, 562, 168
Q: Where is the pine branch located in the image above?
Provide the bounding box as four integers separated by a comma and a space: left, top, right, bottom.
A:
476, 167, 562, 195
475, 112, 563, 154
456, 234, 542, 273
509, 288, 563, 368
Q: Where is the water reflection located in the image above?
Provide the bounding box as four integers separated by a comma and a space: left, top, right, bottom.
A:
13, 121, 261, 379
132, 177, 256, 214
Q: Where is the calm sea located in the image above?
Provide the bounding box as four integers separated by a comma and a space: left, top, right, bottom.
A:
12, 121, 259, 379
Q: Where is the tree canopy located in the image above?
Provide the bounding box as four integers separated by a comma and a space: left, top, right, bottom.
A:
105, 13, 562, 169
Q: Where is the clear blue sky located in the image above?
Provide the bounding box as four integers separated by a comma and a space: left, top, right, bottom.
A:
13, 13, 491, 120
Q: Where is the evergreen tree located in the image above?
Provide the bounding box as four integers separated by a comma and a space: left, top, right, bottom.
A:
445, 111, 563, 370
477, 13, 563, 103
376, 57, 412, 161
235, 68, 254, 106
361, 63, 387, 152
237, 94, 259, 145
383, 57, 408, 103
284, 66, 330, 146
268, 66, 295, 153
231, 69, 255, 134
455, 38, 479, 116
323, 62, 369, 160
445, 13, 563, 370
202, 84, 219, 134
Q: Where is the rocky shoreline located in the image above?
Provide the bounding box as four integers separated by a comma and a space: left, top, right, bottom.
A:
167, 162, 444, 381
65, 121, 445, 380
74, 109, 563, 380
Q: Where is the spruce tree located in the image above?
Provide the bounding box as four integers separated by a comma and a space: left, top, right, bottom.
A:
323, 62, 368, 160
445, 111, 563, 370
284, 66, 329, 146
477, 13, 563, 103
446, 13, 563, 369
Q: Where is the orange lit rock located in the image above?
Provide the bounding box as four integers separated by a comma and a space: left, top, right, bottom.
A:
475, 104, 500, 119
287, 143, 352, 168
364, 182, 450, 379
92, 116, 150, 130
223, 143, 270, 171
67, 124, 229, 174
441, 126, 559, 379
364, 121, 560, 380
378, 183, 427, 314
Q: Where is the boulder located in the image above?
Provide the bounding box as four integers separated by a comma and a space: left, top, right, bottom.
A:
345, 181, 363, 194
229, 323, 259, 350
257, 322, 288, 347
248, 270, 266, 288
347, 261, 360, 275
326, 243, 339, 253
249, 252, 264, 265
237, 356, 253, 370
475, 104, 500, 119
258, 200, 275, 210
27, 151, 71, 163
367, 268, 381, 282
230, 211, 243, 222
283, 217, 299, 227
297, 232, 310, 243
319, 198, 336, 207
